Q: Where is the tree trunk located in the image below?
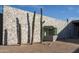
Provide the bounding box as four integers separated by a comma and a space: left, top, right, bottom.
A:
31, 11, 36, 45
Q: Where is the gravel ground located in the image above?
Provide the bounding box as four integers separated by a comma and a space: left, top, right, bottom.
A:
0, 41, 79, 53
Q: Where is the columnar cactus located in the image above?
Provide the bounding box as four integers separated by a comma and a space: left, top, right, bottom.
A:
18, 23, 21, 45
27, 13, 30, 44
31, 11, 36, 45
4, 29, 7, 45
16, 18, 21, 45
40, 8, 43, 43
40, 8, 45, 43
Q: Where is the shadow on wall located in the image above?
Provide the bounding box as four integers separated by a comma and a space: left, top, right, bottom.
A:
73, 48, 79, 53
57, 22, 79, 44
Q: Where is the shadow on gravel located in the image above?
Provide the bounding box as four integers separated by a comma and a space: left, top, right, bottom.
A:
73, 48, 79, 53
57, 39, 79, 44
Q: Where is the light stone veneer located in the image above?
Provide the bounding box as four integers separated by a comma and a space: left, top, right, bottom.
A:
3, 6, 69, 45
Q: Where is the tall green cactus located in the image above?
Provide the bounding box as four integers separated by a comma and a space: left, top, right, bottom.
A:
18, 23, 21, 45
16, 18, 21, 45
31, 11, 36, 45
40, 8, 43, 43
4, 29, 7, 45
27, 13, 30, 43
40, 8, 46, 43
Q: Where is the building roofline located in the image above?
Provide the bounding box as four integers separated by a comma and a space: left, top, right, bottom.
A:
4, 5, 66, 22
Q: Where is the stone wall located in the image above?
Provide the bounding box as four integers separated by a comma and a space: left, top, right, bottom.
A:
42, 16, 68, 34
3, 6, 72, 45
3, 6, 41, 45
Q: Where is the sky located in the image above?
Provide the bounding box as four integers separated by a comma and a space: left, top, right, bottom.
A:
0, 5, 79, 20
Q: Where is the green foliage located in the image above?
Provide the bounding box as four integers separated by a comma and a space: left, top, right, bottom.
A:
43, 26, 57, 35
51, 27, 57, 35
